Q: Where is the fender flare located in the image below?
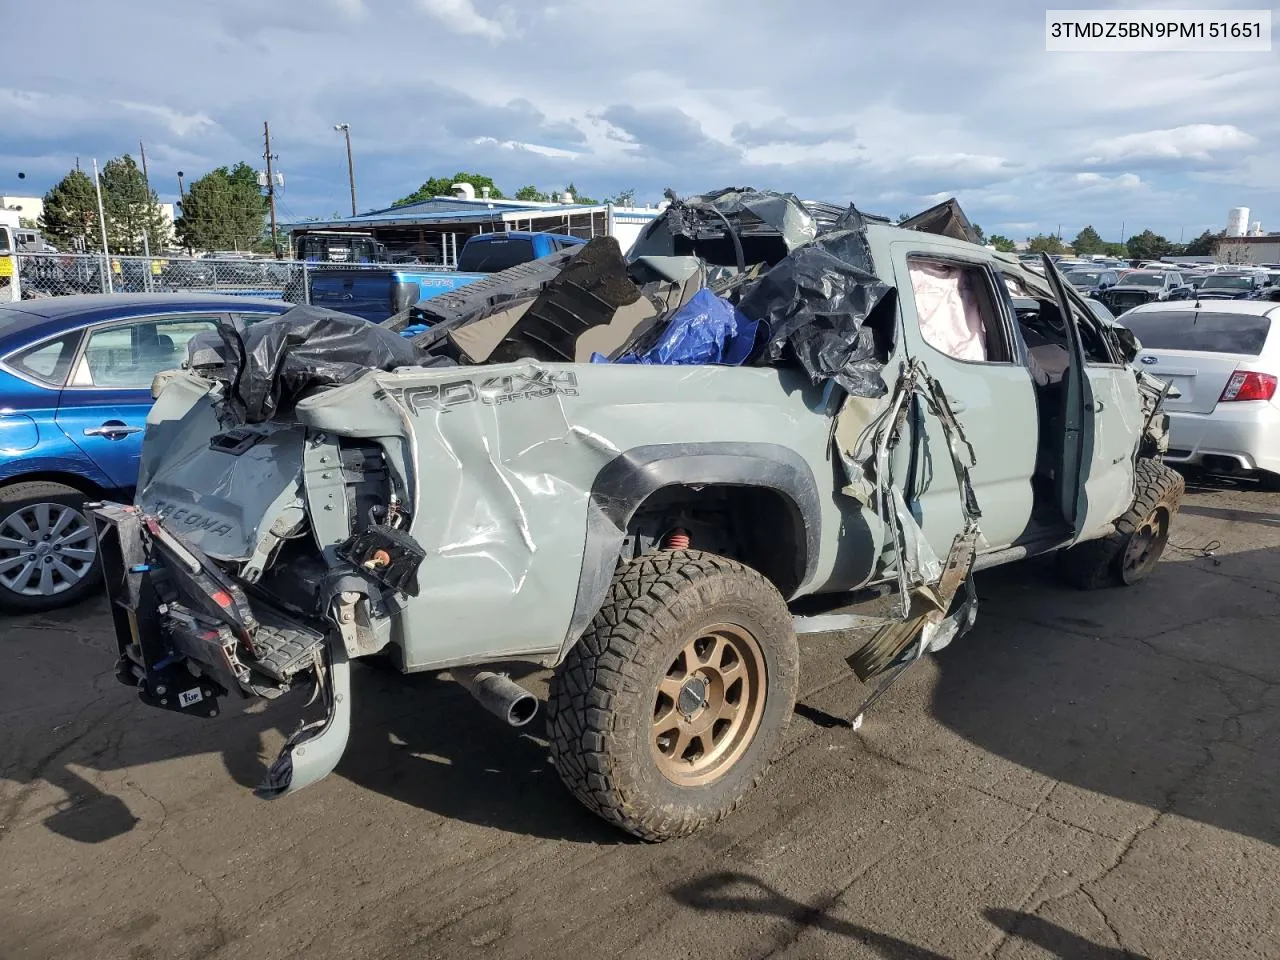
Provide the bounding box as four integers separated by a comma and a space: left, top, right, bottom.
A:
558, 442, 822, 663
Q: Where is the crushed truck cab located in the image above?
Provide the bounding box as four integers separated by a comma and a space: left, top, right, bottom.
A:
95, 189, 1180, 839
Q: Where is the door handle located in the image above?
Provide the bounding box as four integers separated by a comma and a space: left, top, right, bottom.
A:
84, 424, 143, 439
1086, 400, 1105, 412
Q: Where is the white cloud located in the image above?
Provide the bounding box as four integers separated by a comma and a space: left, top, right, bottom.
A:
905, 154, 1013, 177
111, 101, 216, 137
417, 0, 506, 41
1072, 172, 1145, 190
3, 0, 1277, 237
472, 137, 580, 159
1083, 124, 1257, 164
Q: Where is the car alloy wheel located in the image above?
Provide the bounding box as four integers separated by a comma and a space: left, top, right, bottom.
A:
0, 502, 97, 597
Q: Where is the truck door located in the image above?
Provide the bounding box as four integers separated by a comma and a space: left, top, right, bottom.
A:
890, 243, 1040, 554
1040, 255, 1137, 539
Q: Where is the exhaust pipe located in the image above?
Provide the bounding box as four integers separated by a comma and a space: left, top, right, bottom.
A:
452, 667, 539, 727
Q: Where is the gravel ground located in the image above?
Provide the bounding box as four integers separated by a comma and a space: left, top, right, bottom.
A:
2, 474, 1277, 960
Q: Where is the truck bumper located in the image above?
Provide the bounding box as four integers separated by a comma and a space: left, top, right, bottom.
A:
92, 501, 352, 798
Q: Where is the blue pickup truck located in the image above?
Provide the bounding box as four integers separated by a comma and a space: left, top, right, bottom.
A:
307, 232, 586, 322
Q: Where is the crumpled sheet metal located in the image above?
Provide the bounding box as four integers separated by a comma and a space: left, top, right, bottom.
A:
837, 356, 985, 676
293, 360, 832, 669
738, 212, 893, 398
218, 306, 422, 423
898, 198, 982, 245
638, 187, 818, 256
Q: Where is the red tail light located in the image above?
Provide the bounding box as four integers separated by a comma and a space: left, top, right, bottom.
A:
1220, 371, 1278, 402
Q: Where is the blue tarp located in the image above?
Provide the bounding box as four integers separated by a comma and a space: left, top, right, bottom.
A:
592, 288, 760, 367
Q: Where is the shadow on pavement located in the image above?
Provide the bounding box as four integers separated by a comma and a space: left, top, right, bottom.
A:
0, 598, 617, 846
670, 871, 951, 959
984, 908, 1148, 959
6, 530, 1275, 850
928, 546, 1279, 848
332, 666, 624, 845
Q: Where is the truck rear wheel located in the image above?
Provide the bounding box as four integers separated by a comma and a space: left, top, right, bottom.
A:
547, 550, 799, 841
1058, 459, 1184, 589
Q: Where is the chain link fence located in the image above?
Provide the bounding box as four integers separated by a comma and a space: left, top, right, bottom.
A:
13, 253, 325, 304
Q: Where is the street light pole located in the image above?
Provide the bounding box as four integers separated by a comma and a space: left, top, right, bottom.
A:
335, 123, 357, 217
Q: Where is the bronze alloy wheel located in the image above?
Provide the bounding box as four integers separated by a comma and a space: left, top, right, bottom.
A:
651, 623, 767, 787
1121, 505, 1170, 582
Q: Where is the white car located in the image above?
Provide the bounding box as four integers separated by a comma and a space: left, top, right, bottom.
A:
1122, 300, 1280, 487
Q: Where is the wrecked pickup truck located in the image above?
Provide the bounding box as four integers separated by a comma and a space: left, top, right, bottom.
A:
92, 188, 1182, 842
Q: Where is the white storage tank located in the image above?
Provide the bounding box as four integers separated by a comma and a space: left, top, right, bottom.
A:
1227, 207, 1249, 237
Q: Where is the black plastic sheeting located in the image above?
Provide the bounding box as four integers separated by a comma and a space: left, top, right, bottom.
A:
217, 306, 425, 422
737, 207, 893, 397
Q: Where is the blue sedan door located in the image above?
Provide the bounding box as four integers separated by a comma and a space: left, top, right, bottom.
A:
55, 313, 225, 490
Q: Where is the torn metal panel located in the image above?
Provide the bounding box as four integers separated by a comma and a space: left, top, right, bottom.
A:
630, 187, 817, 267
898, 198, 982, 245
838, 357, 985, 678
482, 237, 663, 364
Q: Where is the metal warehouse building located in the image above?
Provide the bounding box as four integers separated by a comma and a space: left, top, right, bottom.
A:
283, 195, 659, 267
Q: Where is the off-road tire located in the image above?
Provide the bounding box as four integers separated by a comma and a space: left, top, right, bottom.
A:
546, 550, 799, 842
0, 481, 102, 613
1057, 459, 1184, 590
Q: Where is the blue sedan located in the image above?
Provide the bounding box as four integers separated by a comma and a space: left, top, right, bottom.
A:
0, 294, 290, 611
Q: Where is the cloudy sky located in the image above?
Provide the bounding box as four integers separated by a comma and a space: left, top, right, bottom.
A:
2, 0, 1276, 242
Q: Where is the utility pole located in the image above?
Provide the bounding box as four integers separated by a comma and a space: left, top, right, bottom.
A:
177, 171, 186, 200
92, 158, 113, 293
334, 123, 357, 217
263, 121, 279, 255
138, 141, 153, 266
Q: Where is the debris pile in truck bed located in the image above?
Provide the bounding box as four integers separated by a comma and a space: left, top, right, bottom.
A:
206, 189, 984, 412
398, 187, 906, 397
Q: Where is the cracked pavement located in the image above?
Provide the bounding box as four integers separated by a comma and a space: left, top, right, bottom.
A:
1, 475, 1277, 959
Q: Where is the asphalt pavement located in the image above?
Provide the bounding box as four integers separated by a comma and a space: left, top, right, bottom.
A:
2, 474, 1277, 960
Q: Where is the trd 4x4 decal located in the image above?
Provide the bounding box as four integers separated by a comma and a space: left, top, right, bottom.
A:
376, 370, 579, 416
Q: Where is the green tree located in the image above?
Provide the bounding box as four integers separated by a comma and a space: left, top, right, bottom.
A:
607, 188, 636, 206
18, 217, 38, 230
1027, 233, 1066, 255
38, 168, 100, 252
175, 163, 269, 253
100, 154, 168, 254
971, 223, 986, 244
1102, 241, 1130, 258
395, 172, 504, 206
1182, 229, 1222, 257
1071, 225, 1104, 255
988, 234, 1017, 252
1125, 229, 1172, 262
514, 185, 551, 202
